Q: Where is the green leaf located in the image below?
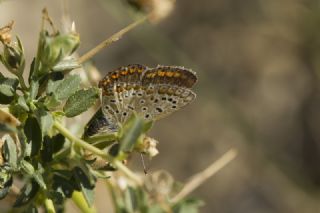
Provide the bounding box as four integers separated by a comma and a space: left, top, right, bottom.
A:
52, 58, 81, 72
9, 102, 28, 122
44, 93, 61, 109
47, 74, 81, 101
52, 133, 65, 153
18, 130, 31, 157
32, 32, 80, 80
24, 116, 42, 156
35, 109, 53, 134
41, 136, 53, 163
0, 74, 18, 97
13, 180, 39, 207
41, 134, 65, 163
52, 170, 75, 198
173, 198, 204, 213
32, 165, 46, 189
72, 167, 95, 207
63, 88, 99, 117
29, 81, 39, 100
143, 120, 153, 133
20, 160, 46, 189
20, 160, 35, 174
17, 96, 29, 111
44, 33, 80, 65
119, 114, 145, 153
3, 135, 17, 169
0, 73, 19, 104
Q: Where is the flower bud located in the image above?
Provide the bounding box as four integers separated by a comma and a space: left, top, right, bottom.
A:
135, 136, 159, 157
42, 32, 80, 68
0, 37, 25, 74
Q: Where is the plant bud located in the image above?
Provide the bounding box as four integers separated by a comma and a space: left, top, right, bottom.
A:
136, 136, 159, 157
0, 37, 25, 74
42, 32, 80, 68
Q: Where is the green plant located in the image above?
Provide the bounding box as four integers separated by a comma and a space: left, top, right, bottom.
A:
0, 8, 236, 213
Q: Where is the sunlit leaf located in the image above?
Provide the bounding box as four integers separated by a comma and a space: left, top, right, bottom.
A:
63, 88, 99, 117
47, 74, 81, 101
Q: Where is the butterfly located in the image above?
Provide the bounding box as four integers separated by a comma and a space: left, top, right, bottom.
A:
84, 64, 197, 138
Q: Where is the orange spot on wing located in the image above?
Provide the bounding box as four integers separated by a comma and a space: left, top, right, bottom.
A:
165, 71, 174, 77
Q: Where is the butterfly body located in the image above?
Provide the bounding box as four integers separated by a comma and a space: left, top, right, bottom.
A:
84, 64, 197, 138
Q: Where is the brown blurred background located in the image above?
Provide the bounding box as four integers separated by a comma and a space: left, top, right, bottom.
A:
2, 0, 320, 212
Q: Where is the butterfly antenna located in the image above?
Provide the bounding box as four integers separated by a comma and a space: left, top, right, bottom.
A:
140, 153, 148, 175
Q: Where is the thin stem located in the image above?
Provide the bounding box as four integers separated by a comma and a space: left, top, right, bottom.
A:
72, 191, 96, 213
77, 16, 148, 64
17, 73, 28, 90
170, 149, 238, 204
44, 198, 56, 213
84, 133, 117, 144
53, 120, 142, 185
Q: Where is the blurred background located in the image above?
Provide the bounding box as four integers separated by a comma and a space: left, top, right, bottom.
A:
2, 0, 320, 212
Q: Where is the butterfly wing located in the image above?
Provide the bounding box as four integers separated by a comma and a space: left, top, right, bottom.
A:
98, 64, 197, 130
134, 65, 197, 120
99, 64, 147, 126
